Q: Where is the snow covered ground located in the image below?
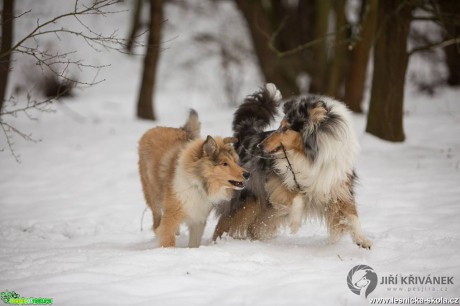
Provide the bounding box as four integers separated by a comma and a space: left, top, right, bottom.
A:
1, 1, 460, 305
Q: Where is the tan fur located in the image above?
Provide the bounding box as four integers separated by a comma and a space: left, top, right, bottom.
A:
139, 127, 186, 232
259, 120, 303, 154
213, 199, 262, 240
309, 104, 328, 123
326, 198, 358, 241
266, 175, 297, 207
139, 119, 247, 248
213, 177, 293, 241
247, 206, 285, 240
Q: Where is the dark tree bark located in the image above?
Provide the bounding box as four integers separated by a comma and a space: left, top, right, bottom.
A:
444, 35, 460, 86
137, 0, 163, 120
325, 0, 348, 98
344, 0, 378, 113
0, 0, 14, 113
309, 0, 330, 94
438, 0, 460, 86
297, 0, 316, 48
366, 0, 414, 142
234, 0, 300, 96
269, 0, 315, 64
126, 0, 143, 53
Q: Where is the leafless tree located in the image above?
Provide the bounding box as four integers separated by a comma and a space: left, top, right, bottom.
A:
0, 0, 144, 161
0, 0, 14, 113
344, 0, 378, 113
136, 0, 163, 120
234, 0, 458, 142
366, 0, 460, 142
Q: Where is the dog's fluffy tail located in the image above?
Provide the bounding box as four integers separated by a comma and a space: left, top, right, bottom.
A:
182, 109, 201, 140
233, 83, 282, 146
213, 84, 281, 241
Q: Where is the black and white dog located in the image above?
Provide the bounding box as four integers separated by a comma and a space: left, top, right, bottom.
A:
213, 84, 372, 249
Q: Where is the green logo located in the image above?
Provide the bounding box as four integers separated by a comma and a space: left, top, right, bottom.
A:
1, 290, 53, 305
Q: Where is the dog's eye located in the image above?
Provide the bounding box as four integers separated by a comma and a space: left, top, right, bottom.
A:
281, 126, 288, 133
222, 162, 229, 167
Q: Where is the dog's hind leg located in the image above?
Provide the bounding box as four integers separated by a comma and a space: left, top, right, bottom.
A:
154, 199, 184, 247
326, 198, 372, 249
213, 214, 232, 241
248, 206, 285, 240
213, 200, 261, 240
139, 164, 162, 230
146, 190, 162, 231
150, 204, 162, 231
188, 221, 206, 248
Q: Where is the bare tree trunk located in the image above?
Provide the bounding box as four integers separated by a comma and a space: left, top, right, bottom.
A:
126, 0, 143, 53
366, 0, 414, 142
0, 0, 14, 113
444, 34, 460, 86
325, 0, 348, 98
234, 0, 299, 96
438, 0, 460, 86
137, 0, 163, 120
297, 0, 316, 48
309, 0, 330, 94
344, 0, 378, 112
269, 0, 315, 68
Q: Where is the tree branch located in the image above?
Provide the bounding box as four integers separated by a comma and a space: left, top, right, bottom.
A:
0, 0, 152, 162
0, 0, 129, 59
265, 16, 352, 59
408, 37, 460, 56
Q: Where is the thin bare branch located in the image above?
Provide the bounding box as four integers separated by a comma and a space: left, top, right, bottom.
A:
0, 120, 22, 162
264, 16, 352, 59
0, 118, 40, 163
0, 0, 127, 59
0, 0, 149, 162
408, 37, 460, 56
1, 96, 54, 117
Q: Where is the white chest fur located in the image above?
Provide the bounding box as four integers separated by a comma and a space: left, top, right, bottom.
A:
173, 167, 213, 224
274, 146, 354, 205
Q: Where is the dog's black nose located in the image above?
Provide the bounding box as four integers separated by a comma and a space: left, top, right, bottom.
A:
243, 171, 250, 179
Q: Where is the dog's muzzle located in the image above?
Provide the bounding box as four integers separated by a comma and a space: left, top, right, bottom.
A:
228, 180, 245, 189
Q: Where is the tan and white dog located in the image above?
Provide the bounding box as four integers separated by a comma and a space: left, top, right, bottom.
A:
138, 110, 249, 247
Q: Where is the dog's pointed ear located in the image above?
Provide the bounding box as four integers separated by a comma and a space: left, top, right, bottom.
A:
282, 99, 295, 114
223, 137, 238, 145
308, 100, 327, 123
203, 135, 218, 156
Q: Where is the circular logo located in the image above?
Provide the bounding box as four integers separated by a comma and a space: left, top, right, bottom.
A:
347, 265, 378, 298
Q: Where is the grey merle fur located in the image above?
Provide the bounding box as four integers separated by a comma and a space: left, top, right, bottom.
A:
216, 87, 357, 222
212, 84, 372, 248
217, 87, 280, 215
282, 95, 347, 161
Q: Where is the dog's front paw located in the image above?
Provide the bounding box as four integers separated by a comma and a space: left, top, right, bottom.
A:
289, 221, 301, 234
354, 235, 373, 250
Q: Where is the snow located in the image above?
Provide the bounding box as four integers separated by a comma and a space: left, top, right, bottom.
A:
1, 1, 460, 305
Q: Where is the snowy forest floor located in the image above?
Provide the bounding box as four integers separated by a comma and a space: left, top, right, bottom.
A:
1, 1, 460, 305
1, 78, 460, 306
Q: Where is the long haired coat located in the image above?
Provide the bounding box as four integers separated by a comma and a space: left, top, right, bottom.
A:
213, 84, 372, 249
